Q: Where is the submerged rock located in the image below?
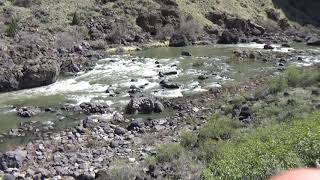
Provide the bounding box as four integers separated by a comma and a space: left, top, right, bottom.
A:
17, 107, 41, 118
160, 80, 180, 89
181, 51, 192, 56
264, 44, 274, 50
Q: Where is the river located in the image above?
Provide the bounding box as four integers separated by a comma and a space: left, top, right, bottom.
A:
0, 43, 318, 151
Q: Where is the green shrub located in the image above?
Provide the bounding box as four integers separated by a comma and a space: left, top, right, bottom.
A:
268, 75, 288, 94
203, 112, 320, 179
180, 131, 198, 149
71, 11, 81, 25
198, 115, 242, 141
156, 143, 184, 163
286, 66, 302, 87
197, 140, 219, 162
286, 66, 319, 87
5, 18, 19, 37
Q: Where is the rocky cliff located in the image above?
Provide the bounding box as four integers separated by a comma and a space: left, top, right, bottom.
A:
0, 0, 319, 92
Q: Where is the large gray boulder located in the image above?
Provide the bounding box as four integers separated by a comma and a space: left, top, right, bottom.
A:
0, 60, 60, 92
0, 149, 27, 170
125, 97, 165, 114
307, 37, 320, 46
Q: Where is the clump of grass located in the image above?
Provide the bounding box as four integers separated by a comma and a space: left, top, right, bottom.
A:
268, 67, 319, 94
286, 66, 319, 87
180, 131, 198, 149
198, 115, 242, 141
203, 112, 320, 179
268, 75, 288, 94
156, 143, 184, 163
71, 11, 81, 25
5, 17, 20, 37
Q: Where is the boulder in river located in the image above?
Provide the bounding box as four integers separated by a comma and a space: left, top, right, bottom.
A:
181, 51, 192, 56
307, 37, 320, 46
17, 107, 41, 118
125, 97, 165, 114
163, 71, 178, 76
160, 80, 180, 89
79, 102, 109, 114
264, 44, 274, 50
0, 60, 60, 92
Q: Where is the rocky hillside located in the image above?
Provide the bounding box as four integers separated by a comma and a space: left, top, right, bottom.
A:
0, 0, 319, 92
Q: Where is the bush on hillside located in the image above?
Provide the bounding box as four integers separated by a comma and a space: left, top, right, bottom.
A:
5, 17, 19, 37
203, 112, 320, 179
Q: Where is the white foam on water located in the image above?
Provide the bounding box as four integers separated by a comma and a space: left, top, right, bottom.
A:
294, 56, 320, 67
152, 89, 184, 98
235, 43, 294, 52
192, 86, 208, 93
204, 83, 222, 89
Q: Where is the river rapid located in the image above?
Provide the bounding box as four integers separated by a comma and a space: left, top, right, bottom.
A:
0, 43, 319, 151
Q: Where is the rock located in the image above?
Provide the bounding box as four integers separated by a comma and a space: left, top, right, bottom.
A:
218, 30, 239, 44
82, 117, 98, 128
198, 75, 208, 80
266, 9, 280, 21
79, 102, 109, 114
128, 119, 144, 131
312, 89, 320, 96
17, 107, 41, 118
126, 97, 165, 114
278, 18, 290, 30
2, 174, 15, 180
252, 38, 264, 44
112, 112, 124, 123
0, 149, 27, 170
239, 105, 252, 122
114, 127, 127, 135
0, 60, 60, 92
126, 97, 154, 114
110, 140, 119, 148
181, 51, 192, 56
163, 71, 178, 76
307, 37, 320, 46
8, 129, 21, 137
169, 34, 192, 47
282, 43, 290, 48
264, 44, 274, 50
154, 101, 165, 113
160, 80, 180, 89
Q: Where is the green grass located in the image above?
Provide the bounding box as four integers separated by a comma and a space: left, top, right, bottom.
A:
268, 66, 320, 94
5, 17, 19, 37
203, 111, 320, 180
198, 115, 242, 141
156, 143, 184, 163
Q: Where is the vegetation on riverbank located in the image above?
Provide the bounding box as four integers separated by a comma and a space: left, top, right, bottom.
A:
147, 66, 320, 179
